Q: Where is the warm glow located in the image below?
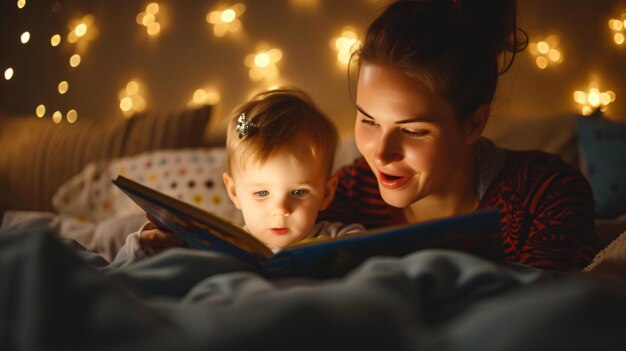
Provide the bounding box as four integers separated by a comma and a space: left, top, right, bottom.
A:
574, 82, 617, 115
609, 11, 626, 46
331, 27, 361, 66
290, 0, 319, 8
51, 34, 61, 46
221, 9, 236, 23
147, 23, 161, 36
206, 3, 246, 37
17, 0, 25, 9
146, 2, 160, 15
4, 68, 14, 80
190, 87, 221, 106
36, 104, 46, 117
126, 81, 139, 95
529, 35, 563, 69
20, 31, 30, 44
52, 111, 63, 124
58, 81, 69, 94
137, 3, 163, 37
69, 54, 81, 67
75, 23, 87, 37
119, 80, 146, 117
67, 15, 97, 49
245, 46, 283, 81
66, 109, 78, 123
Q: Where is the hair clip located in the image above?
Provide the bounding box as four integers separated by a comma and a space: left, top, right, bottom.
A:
236, 112, 257, 139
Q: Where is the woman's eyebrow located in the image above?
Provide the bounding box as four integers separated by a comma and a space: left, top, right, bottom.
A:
356, 105, 434, 124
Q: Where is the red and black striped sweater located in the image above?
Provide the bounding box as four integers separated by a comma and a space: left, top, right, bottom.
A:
319, 149, 597, 271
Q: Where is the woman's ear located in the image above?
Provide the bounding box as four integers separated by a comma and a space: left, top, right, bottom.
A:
464, 104, 490, 144
222, 172, 241, 209
320, 174, 339, 211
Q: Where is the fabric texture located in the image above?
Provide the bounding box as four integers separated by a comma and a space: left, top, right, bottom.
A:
319, 142, 597, 271
3, 227, 626, 351
576, 114, 626, 219
52, 147, 242, 224
0, 106, 211, 216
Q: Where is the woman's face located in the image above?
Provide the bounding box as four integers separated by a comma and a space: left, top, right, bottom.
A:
354, 63, 475, 208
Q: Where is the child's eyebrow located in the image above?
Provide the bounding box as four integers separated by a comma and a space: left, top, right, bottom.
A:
356, 104, 434, 124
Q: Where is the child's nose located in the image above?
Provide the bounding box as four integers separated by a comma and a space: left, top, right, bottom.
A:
270, 200, 291, 217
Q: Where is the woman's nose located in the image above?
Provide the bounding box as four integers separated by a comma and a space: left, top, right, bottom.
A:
373, 132, 403, 166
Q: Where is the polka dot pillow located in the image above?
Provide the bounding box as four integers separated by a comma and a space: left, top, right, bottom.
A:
52, 148, 243, 225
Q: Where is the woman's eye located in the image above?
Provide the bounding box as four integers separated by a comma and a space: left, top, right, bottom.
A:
360, 119, 378, 127
254, 190, 269, 198
291, 189, 308, 198
402, 129, 428, 138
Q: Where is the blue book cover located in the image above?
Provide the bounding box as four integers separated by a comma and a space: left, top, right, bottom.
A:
113, 175, 503, 278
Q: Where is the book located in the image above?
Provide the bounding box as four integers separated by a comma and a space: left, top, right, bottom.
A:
112, 175, 504, 278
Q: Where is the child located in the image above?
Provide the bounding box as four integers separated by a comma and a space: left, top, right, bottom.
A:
114, 88, 363, 262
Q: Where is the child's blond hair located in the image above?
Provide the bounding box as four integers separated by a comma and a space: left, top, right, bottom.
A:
226, 87, 338, 176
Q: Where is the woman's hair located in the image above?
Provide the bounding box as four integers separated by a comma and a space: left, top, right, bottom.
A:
354, 0, 528, 120
226, 87, 338, 175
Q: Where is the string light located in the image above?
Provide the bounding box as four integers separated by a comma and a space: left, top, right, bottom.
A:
136, 3, 162, 37
17, 0, 25, 9
4, 68, 14, 80
244, 45, 283, 81
52, 111, 63, 124
69, 54, 81, 67
66, 109, 78, 123
608, 10, 626, 45
189, 87, 221, 107
20, 31, 30, 44
330, 26, 360, 66
573, 82, 616, 116
528, 35, 563, 69
50, 34, 61, 47
67, 14, 98, 53
58, 81, 69, 94
206, 3, 246, 37
118, 80, 147, 117
36, 104, 46, 117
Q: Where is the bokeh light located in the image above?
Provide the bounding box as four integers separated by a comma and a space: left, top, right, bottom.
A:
330, 26, 361, 67
118, 80, 147, 117
244, 46, 283, 81
573, 82, 616, 116
528, 35, 563, 69
206, 3, 246, 37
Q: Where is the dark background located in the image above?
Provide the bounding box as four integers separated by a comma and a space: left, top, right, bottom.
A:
1, 0, 625, 142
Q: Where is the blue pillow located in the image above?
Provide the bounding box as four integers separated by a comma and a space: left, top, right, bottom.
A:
576, 114, 626, 219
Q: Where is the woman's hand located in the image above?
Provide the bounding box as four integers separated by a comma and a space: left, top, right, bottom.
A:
139, 214, 186, 256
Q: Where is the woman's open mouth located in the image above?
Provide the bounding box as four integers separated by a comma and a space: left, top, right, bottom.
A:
378, 171, 410, 189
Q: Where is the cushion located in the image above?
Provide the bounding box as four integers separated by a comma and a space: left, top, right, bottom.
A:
52, 148, 243, 225
576, 113, 626, 219
0, 106, 211, 216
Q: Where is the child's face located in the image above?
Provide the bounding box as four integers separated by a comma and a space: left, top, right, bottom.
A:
223, 152, 337, 249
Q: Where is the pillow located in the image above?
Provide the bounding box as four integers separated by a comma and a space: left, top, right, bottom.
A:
0, 106, 211, 216
52, 148, 243, 225
576, 114, 626, 219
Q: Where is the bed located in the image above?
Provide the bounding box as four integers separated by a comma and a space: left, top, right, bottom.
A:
2, 107, 626, 350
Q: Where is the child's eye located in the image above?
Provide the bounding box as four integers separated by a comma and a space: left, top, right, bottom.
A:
360, 119, 378, 127
291, 189, 308, 198
402, 129, 429, 138
254, 190, 269, 198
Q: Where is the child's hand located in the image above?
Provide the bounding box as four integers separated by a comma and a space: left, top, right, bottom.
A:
139, 214, 186, 256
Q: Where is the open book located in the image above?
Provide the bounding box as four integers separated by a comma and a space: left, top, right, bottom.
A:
112, 175, 503, 278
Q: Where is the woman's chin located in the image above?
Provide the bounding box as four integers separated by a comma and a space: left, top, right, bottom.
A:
379, 191, 413, 209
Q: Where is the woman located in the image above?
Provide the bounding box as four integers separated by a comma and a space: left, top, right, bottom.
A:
318, 0, 597, 270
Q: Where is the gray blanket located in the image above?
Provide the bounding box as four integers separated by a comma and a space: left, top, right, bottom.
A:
2, 226, 626, 351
